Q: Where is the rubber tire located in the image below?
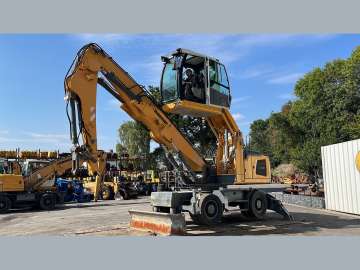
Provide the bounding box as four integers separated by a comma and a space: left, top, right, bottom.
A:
198, 194, 223, 226
102, 185, 114, 200
248, 190, 267, 220
39, 193, 56, 211
0, 196, 12, 214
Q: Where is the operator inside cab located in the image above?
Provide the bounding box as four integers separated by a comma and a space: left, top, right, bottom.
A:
160, 48, 231, 108
183, 68, 205, 103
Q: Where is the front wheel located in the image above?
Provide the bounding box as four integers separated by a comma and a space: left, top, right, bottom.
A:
197, 194, 223, 226
0, 196, 12, 214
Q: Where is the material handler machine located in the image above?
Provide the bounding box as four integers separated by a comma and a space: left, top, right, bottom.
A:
0, 153, 74, 213
64, 43, 291, 234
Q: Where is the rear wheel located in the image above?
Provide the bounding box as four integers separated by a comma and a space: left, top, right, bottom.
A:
118, 190, 129, 200
39, 193, 56, 211
197, 194, 223, 226
248, 190, 267, 220
0, 196, 12, 214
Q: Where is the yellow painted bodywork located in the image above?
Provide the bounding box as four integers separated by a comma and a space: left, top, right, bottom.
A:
0, 156, 76, 193
83, 178, 115, 200
144, 170, 159, 184
0, 174, 24, 192
243, 154, 271, 184
164, 100, 270, 184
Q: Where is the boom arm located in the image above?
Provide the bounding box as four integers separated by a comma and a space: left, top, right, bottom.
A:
64, 44, 207, 184
24, 155, 76, 191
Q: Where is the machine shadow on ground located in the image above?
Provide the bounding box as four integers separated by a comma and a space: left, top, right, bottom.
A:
185, 210, 360, 236
3, 199, 149, 215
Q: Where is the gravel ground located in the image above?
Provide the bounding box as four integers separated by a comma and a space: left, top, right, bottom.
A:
0, 197, 359, 236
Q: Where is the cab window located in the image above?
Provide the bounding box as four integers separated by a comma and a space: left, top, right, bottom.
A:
209, 60, 230, 107
209, 61, 220, 92
219, 64, 229, 89
256, 159, 267, 176
161, 62, 178, 103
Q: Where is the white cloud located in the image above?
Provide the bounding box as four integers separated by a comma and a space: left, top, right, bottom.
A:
278, 93, 296, 100
1, 132, 67, 142
231, 96, 251, 104
268, 72, 304, 84
0, 130, 9, 135
238, 66, 275, 80
232, 113, 245, 121
0, 136, 27, 143
0, 132, 71, 152
106, 99, 121, 110
236, 34, 336, 48
130, 53, 163, 86
237, 34, 296, 48
25, 132, 68, 140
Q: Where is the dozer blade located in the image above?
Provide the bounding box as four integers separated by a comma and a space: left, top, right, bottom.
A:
129, 210, 186, 236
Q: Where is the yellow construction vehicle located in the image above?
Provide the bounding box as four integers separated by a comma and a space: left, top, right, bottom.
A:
0, 155, 75, 213
79, 151, 139, 200
64, 43, 291, 231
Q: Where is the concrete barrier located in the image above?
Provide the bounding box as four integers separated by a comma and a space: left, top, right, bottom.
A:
271, 192, 325, 209
129, 210, 186, 236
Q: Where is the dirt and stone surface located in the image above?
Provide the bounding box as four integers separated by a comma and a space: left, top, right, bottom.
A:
1, 196, 359, 236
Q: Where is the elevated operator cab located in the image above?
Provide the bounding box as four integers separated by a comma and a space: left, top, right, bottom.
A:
160, 48, 231, 116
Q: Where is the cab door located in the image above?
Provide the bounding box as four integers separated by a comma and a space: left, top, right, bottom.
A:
207, 60, 231, 108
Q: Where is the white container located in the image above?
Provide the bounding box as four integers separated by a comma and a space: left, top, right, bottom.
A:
321, 139, 360, 215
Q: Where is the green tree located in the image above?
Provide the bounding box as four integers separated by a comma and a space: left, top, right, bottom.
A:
249, 119, 271, 155
117, 121, 150, 157
115, 143, 127, 155
249, 46, 360, 176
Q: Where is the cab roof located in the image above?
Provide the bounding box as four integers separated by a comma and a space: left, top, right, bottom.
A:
163, 48, 220, 63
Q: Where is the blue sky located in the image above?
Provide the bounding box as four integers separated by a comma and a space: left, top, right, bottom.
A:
0, 34, 359, 152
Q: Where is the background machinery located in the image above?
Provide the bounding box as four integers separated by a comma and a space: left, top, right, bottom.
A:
0, 150, 75, 213
64, 43, 291, 232
80, 151, 139, 200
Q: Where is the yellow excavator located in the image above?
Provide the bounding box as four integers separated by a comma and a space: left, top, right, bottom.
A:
64, 43, 291, 232
0, 154, 76, 213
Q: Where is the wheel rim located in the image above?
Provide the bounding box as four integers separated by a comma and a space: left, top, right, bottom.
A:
205, 201, 218, 218
44, 198, 52, 206
255, 199, 262, 210
103, 190, 110, 199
